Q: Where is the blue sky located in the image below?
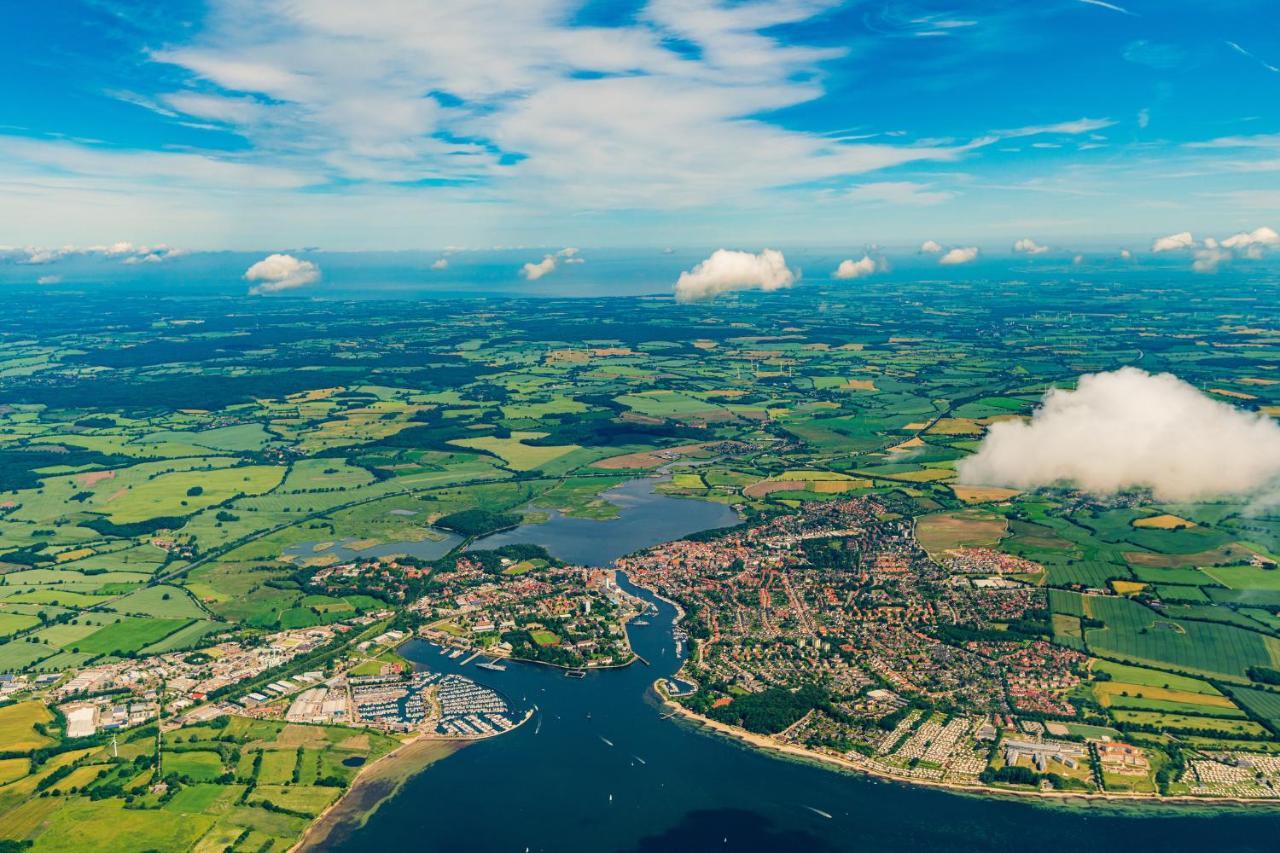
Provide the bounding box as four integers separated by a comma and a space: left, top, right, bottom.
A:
1, 0, 1277, 253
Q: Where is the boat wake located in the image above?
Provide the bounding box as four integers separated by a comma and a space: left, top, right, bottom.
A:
803, 805, 833, 819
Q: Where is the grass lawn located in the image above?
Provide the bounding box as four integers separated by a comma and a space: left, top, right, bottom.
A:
249, 784, 340, 816
530, 629, 560, 647
166, 750, 225, 782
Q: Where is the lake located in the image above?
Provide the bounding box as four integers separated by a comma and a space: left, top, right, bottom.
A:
468, 474, 742, 566
336, 575, 1280, 853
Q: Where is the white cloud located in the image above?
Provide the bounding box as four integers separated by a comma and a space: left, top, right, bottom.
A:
674, 248, 795, 303
1193, 246, 1232, 273
1072, 254, 1085, 265
521, 255, 557, 280
957, 367, 1280, 500
1226, 41, 1280, 75
1012, 237, 1049, 255
36, 275, 62, 285
244, 253, 320, 294
919, 239, 944, 254
998, 117, 1116, 139
1120, 248, 1133, 260
20, 248, 70, 265
556, 247, 579, 257
834, 255, 880, 280
846, 181, 954, 206
939, 246, 979, 265
1076, 0, 1135, 15
104, 241, 136, 256
431, 258, 448, 270
1151, 231, 1194, 252
1221, 226, 1279, 250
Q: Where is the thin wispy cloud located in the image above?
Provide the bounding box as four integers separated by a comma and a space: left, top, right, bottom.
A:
1226, 41, 1280, 74
1075, 0, 1136, 16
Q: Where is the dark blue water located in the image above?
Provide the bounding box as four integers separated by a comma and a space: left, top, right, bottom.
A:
338, 576, 1280, 853
468, 476, 741, 566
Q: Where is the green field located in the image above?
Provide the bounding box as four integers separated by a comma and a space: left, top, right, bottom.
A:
72, 617, 191, 656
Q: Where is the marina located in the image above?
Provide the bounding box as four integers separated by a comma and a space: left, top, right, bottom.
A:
337, 575, 1280, 853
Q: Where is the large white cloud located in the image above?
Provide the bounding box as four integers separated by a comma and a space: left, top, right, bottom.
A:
834, 254, 880, 280
939, 246, 979, 265
244, 253, 321, 294
1213, 224, 1274, 251
674, 248, 795, 303
1012, 237, 1049, 255
1152, 231, 1194, 252
521, 254, 557, 280
957, 367, 1280, 500
919, 239, 943, 254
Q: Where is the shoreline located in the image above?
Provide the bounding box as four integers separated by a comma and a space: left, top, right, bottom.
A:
292, 691, 534, 851
656, 690, 1280, 810
292, 733, 465, 852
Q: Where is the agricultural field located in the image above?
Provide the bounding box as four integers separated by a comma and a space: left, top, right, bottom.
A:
2, 277, 1280, 833
0, 710, 400, 852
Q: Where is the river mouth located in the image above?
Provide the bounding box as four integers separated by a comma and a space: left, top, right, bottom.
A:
468, 474, 742, 566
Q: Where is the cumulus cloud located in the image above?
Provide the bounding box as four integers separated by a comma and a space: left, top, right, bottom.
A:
957, 367, 1280, 500
244, 253, 320, 294
919, 240, 944, 254
21, 249, 65, 265
1120, 248, 1133, 260
939, 246, 979, 265
834, 255, 881, 280
1152, 231, 1194, 252
431, 258, 448, 270
36, 275, 62, 285
1221, 226, 1279, 250
104, 241, 136, 256
521, 255, 557, 280
674, 249, 795, 303
1013, 237, 1049, 255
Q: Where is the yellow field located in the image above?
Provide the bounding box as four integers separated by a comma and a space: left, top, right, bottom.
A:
893, 468, 954, 482
951, 485, 1020, 504
889, 437, 926, 453
926, 417, 983, 435
450, 432, 580, 471
0, 702, 54, 752
1210, 388, 1257, 400
0, 758, 29, 785
844, 379, 877, 391
812, 479, 871, 493
1133, 514, 1196, 530
1094, 682, 1237, 710
1110, 580, 1146, 595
